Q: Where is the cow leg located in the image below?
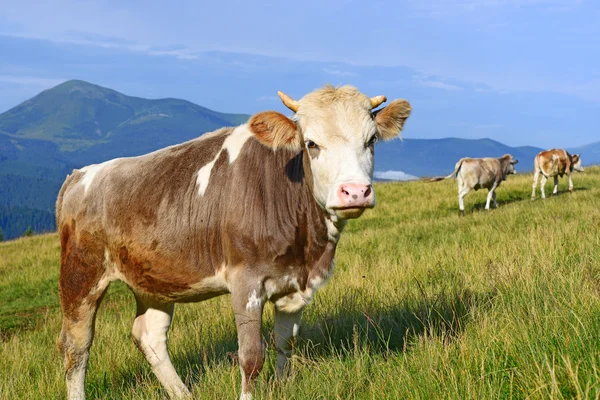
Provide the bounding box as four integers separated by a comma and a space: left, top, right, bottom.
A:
492, 191, 498, 208
485, 184, 498, 211
232, 280, 265, 400
458, 186, 470, 216
274, 308, 302, 378
531, 169, 540, 200
553, 176, 559, 195
132, 297, 190, 399
568, 173, 574, 193
58, 231, 110, 400
540, 175, 548, 199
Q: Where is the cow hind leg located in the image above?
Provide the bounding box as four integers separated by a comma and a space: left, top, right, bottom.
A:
492, 191, 498, 208
458, 186, 470, 216
131, 297, 190, 399
540, 175, 548, 199
531, 169, 540, 200
58, 238, 110, 400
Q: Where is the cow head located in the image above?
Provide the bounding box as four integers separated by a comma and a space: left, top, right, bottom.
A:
250, 85, 411, 220
501, 154, 519, 176
571, 154, 584, 172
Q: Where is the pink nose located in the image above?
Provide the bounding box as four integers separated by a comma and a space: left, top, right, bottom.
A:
337, 183, 374, 208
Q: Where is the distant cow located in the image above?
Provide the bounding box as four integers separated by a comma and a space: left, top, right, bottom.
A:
430, 154, 518, 215
56, 85, 411, 399
531, 149, 583, 200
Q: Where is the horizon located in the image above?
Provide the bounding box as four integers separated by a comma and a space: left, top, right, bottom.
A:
1, 1, 599, 148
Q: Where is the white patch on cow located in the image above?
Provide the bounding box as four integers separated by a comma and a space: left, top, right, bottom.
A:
223, 125, 253, 163
246, 290, 263, 311
196, 156, 219, 196
196, 125, 253, 196
325, 215, 346, 243
80, 159, 117, 194
190, 267, 230, 293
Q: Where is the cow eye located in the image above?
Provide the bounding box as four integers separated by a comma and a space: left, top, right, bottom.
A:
367, 135, 378, 147
305, 140, 319, 149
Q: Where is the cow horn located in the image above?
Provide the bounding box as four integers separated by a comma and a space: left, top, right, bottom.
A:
370, 95, 387, 109
277, 91, 299, 113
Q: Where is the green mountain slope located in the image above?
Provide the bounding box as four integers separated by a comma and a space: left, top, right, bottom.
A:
0, 80, 249, 153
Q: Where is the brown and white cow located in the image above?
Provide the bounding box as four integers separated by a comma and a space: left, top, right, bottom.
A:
56, 85, 411, 399
429, 154, 518, 215
531, 149, 583, 200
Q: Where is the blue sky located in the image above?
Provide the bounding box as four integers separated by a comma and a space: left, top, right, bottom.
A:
1, 0, 598, 147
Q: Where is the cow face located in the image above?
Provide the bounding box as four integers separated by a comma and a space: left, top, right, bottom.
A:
251, 85, 411, 220
572, 154, 584, 172
501, 154, 518, 177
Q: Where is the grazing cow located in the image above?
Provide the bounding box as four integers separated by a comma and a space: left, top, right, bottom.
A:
429, 154, 518, 215
531, 149, 583, 200
56, 85, 411, 399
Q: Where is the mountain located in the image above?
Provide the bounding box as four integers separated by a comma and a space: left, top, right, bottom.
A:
375, 138, 544, 177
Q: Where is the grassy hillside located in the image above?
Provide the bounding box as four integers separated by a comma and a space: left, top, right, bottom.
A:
1, 167, 599, 399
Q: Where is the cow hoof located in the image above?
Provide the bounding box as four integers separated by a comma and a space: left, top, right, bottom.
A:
459, 210, 465, 217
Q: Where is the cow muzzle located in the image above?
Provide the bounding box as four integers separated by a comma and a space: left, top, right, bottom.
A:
329, 183, 375, 219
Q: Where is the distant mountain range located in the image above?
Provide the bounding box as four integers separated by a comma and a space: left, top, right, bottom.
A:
0, 80, 598, 239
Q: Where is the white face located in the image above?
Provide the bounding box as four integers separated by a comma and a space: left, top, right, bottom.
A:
573, 157, 584, 172
296, 107, 378, 220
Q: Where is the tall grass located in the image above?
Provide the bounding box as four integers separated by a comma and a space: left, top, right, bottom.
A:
1, 167, 599, 399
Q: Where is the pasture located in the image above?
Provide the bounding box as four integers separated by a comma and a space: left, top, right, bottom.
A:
1, 166, 599, 399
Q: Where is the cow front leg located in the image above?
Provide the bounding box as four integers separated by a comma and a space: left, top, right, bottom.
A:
540, 175, 548, 199
568, 174, 574, 192
232, 281, 266, 400
132, 297, 190, 399
553, 176, 559, 195
492, 191, 498, 208
274, 308, 302, 378
485, 185, 497, 211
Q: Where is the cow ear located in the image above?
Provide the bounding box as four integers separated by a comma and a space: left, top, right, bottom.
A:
249, 111, 302, 151
374, 99, 411, 141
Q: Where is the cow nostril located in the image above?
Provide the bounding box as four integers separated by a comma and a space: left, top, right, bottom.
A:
364, 185, 372, 198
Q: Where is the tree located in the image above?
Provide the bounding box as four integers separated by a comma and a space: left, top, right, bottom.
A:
0, 226, 3, 242
24, 226, 33, 237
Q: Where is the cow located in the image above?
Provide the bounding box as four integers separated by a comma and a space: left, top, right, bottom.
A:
56, 85, 412, 400
531, 149, 583, 200
429, 154, 518, 216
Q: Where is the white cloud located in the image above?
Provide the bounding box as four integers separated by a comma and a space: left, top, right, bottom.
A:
418, 79, 463, 91
323, 68, 357, 77
374, 170, 418, 181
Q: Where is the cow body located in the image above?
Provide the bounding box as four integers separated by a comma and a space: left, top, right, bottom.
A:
531, 149, 583, 200
430, 154, 518, 215
57, 85, 411, 399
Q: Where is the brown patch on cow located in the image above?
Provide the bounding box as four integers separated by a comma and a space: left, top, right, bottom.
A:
375, 99, 412, 141
249, 111, 302, 151
59, 224, 106, 319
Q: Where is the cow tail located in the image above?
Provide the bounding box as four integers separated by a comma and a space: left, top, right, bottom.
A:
427, 159, 464, 182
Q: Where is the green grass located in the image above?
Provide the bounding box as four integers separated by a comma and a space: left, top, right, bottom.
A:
1, 167, 599, 399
